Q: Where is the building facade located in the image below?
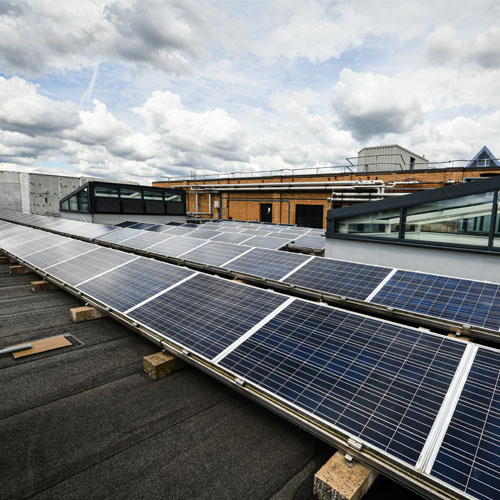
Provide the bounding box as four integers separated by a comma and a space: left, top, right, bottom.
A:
154, 163, 500, 229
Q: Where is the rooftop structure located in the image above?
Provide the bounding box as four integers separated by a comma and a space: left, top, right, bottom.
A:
356, 145, 428, 172
465, 145, 500, 168
59, 180, 187, 225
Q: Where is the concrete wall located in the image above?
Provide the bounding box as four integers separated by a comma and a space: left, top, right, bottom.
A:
0, 171, 22, 211
325, 237, 500, 282
30, 173, 84, 214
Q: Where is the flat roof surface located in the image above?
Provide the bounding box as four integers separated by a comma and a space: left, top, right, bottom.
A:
0, 262, 421, 500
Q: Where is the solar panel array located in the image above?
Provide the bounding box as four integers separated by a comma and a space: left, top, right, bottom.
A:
0, 215, 499, 500
3, 209, 500, 341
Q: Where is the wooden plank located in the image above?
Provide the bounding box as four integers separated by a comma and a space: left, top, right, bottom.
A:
12, 336, 72, 358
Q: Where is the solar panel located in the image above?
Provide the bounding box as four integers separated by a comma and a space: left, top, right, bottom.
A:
23, 239, 96, 269
182, 229, 218, 240
164, 226, 197, 236
119, 231, 172, 251
218, 300, 467, 465
181, 241, 252, 267
129, 222, 156, 230
128, 273, 289, 359
282, 258, 392, 300
96, 228, 142, 244
70, 224, 119, 239
45, 246, 136, 286
210, 232, 254, 244
241, 229, 271, 236
289, 235, 326, 250
77, 257, 194, 312
243, 235, 289, 250
430, 347, 500, 500
0, 228, 47, 251
146, 235, 206, 258
13, 234, 68, 258
370, 270, 500, 331
225, 247, 311, 281
115, 221, 139, 228
145, 224, 173, 233
0, 225, 31, 238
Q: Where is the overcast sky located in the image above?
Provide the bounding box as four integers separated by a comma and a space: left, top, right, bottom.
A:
1, 0, 500, 182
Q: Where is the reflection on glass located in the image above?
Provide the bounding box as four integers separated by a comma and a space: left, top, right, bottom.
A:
69, 195, 78, 211
335, 209, 401, 238
95, 186, 118, 198
165, 194, 182, 202
144, 190, 163, 200
120, 188, 141, 199
404, 192, 494, 247
79, 188, 89, 212
494, 192, 500, 248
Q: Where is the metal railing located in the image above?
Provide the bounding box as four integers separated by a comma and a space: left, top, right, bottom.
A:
160, 157, 500, 182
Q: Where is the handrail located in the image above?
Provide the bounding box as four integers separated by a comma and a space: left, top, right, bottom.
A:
159, 157, 500, 182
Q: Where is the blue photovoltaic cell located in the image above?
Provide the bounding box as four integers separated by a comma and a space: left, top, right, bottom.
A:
128, 273, 288, 359
115, 221, 139, 228
219, 300, 466, 465
0, 225, 31, 239
23, 239, 96, 269
119, 231, 171, 250
371, 270, 500, 331
283, 258, 392, 301
146, 236, 206, 258
12, 234, 68, 258
145, 224, 173, 233
225, 247, 310, 281
210, 232, 254, 244
70, 224, 119, 239
431, 348, 500, 500
45, 246, 135, 285
289, 234, 326, 250
129, 222, 156, 230
164, 226, 197, 236
243, 235, 289, 249
96, 228, 142, 244
182, 229, 218, 240
77, 257, 194, 312
180, 241, 251, 267
0, 228, 46, 251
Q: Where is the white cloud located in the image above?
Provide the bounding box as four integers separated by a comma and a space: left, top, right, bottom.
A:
0, 76, 80, 135
331, 69, 423, 140
0, 0, 212, 74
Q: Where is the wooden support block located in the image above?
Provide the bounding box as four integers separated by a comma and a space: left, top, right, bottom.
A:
31, 280, 59, 293
0, 256, 9, 264
447, 333, 471, 342
144, 351, 185, 380
313, 452, 378, 500
70, 305, 107, 323
9, 265, 29, 275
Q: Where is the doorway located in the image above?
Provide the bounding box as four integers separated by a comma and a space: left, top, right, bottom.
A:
295, 204, 324, 228
260, 203, 272, 222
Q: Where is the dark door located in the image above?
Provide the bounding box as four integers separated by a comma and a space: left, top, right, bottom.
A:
295, 204, 324, 228
260, 203, 272, 223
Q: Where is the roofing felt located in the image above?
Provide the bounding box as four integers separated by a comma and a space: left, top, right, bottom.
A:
0, 263, 422, 500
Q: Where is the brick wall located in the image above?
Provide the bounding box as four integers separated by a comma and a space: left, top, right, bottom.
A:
154, 167, 500, 228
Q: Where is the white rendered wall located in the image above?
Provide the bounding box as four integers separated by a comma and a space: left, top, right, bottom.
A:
325, 237, 500, 282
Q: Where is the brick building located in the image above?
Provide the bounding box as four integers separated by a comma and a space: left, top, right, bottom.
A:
153, 163, 500, 229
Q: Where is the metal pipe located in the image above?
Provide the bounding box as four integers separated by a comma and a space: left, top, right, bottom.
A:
181, 180, 387, 190
0, 343, 32, 356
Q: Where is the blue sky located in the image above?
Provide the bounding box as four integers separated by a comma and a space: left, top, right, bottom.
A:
0, 0, 499, 182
